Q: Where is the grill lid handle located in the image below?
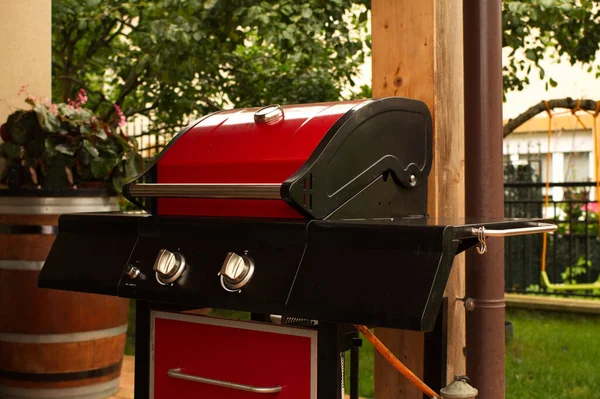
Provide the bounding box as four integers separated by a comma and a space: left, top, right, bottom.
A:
126, 183, 282, 200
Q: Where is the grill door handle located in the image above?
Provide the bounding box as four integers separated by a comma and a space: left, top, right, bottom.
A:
471, 222, 557, 238
167, 367, 283, 393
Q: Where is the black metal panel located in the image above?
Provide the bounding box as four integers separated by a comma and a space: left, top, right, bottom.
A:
38, 213, 143, 296
39, 213, 545, 331
285, 218, 451, 331
282, 97, 432, 219
135, 301, 151, 399
423, 297, 448, 395
119, 216, 307, 315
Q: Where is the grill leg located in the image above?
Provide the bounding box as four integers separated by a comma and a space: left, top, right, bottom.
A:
135, 300, 151, 399
350, 335, 361, 399
317, 322, 344, 399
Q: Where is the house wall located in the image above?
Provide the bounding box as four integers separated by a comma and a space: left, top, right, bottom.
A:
0, 0, 51, 122
504, 115, 598, 200
0, 0, 52, 177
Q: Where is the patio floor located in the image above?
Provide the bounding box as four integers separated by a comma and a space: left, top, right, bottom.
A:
110, 356, 134, 399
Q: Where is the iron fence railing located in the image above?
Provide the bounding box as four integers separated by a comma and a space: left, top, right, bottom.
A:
505, 181, 600, 297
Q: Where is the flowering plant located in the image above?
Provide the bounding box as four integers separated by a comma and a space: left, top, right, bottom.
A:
0, 87, 141, 191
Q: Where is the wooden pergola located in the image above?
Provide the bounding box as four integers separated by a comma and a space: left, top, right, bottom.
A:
371, 1, 504, 399
0, 1, 504, 398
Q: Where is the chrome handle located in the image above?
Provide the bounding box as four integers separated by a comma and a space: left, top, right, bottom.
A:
167, 368, 283, 394
471, 222, 557, 238
471, 222, 557, 255
127, 183, 281, 200
254, 104, 284, 124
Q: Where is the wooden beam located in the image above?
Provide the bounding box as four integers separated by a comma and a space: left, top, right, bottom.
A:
505, 293, 600, 315
372, 0, 465, 397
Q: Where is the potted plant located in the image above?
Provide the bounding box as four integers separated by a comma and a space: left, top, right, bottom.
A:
0, 88, 142, 398
0, 87, 141, 193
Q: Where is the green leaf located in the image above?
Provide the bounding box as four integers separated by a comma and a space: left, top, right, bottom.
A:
0, 141, 21, 159
525, 49, 537, 62
301, 8, 312, 19
83, 139, 100, 157
44, 137, 56, 156
124, 153, 142, 179
34, 104, 60, 133
6, 110, 38, 144
549, 78, 558, 87
91, 152, 119, 179
44, 162, 71, 188
55, 143, 76, 156
94, 128, 108, 140
25, 98, 36, 107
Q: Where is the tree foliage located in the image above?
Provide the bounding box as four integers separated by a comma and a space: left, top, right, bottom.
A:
52, 0, 369, 133
52, 0, 600, 135
502, 0, 600, 93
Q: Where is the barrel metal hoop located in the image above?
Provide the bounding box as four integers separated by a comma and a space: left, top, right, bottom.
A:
0, 196, 119, 215
0, 260, 45, 271
0, 225, 58, 235
0, 323, 128, 344
0, 376, 120, 398
0, 361, 122, 383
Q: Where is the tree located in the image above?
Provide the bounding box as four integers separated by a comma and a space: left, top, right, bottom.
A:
502, 0, 600, 94
52, 0, 369, 134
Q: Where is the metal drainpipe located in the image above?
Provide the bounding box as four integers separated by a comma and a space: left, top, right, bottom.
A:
463, 1, 505, 399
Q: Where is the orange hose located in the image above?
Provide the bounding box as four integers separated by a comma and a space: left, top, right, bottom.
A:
353, 325, 440, 399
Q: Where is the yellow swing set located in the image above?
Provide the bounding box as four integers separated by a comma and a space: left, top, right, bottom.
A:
540, 100, 600, 291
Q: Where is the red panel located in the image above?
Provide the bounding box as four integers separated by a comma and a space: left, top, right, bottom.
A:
152, 313, 316, 399
157, 101, 364, 217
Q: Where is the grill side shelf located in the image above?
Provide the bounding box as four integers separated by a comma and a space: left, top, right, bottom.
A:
38, 213, 145, 296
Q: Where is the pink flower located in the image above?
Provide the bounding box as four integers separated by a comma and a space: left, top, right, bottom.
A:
113, 104, 126, 128
17, 84, 30, 96
76, 89, 88, 106
67, 89, 88, 109
582, 202, 599, 213
48, 103, 59, 115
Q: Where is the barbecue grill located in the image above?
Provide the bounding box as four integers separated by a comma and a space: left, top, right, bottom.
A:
38, 97, 555, 398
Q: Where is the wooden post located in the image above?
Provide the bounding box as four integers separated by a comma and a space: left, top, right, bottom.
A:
372, 1, 465, 398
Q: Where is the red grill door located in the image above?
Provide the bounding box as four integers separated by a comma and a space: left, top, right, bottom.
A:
151, 311, 317, 399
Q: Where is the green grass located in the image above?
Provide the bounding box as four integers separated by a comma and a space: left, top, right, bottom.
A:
124, 302, 600, 398
344, 334, 374, 398
506, 308, 600, 399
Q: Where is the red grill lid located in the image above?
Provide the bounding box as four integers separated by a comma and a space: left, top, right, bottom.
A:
123, 97, 433, 220
157, 101, 363, 218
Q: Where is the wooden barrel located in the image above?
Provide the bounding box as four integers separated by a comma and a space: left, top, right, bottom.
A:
0, 196, 129, 399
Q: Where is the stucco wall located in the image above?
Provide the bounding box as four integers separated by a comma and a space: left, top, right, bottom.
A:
0, 0, 51, 179
0, 1, 52, 124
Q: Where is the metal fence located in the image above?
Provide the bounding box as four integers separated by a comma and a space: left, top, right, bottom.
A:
505, 181, 600, 297
123, 117, 194, 158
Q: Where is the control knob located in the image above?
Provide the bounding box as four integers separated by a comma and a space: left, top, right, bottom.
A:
153, 249, 186, 285
219, 252, 255, 292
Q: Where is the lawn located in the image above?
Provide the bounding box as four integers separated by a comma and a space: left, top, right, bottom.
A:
506, 308, 600, 399
124, 304, 600, 398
